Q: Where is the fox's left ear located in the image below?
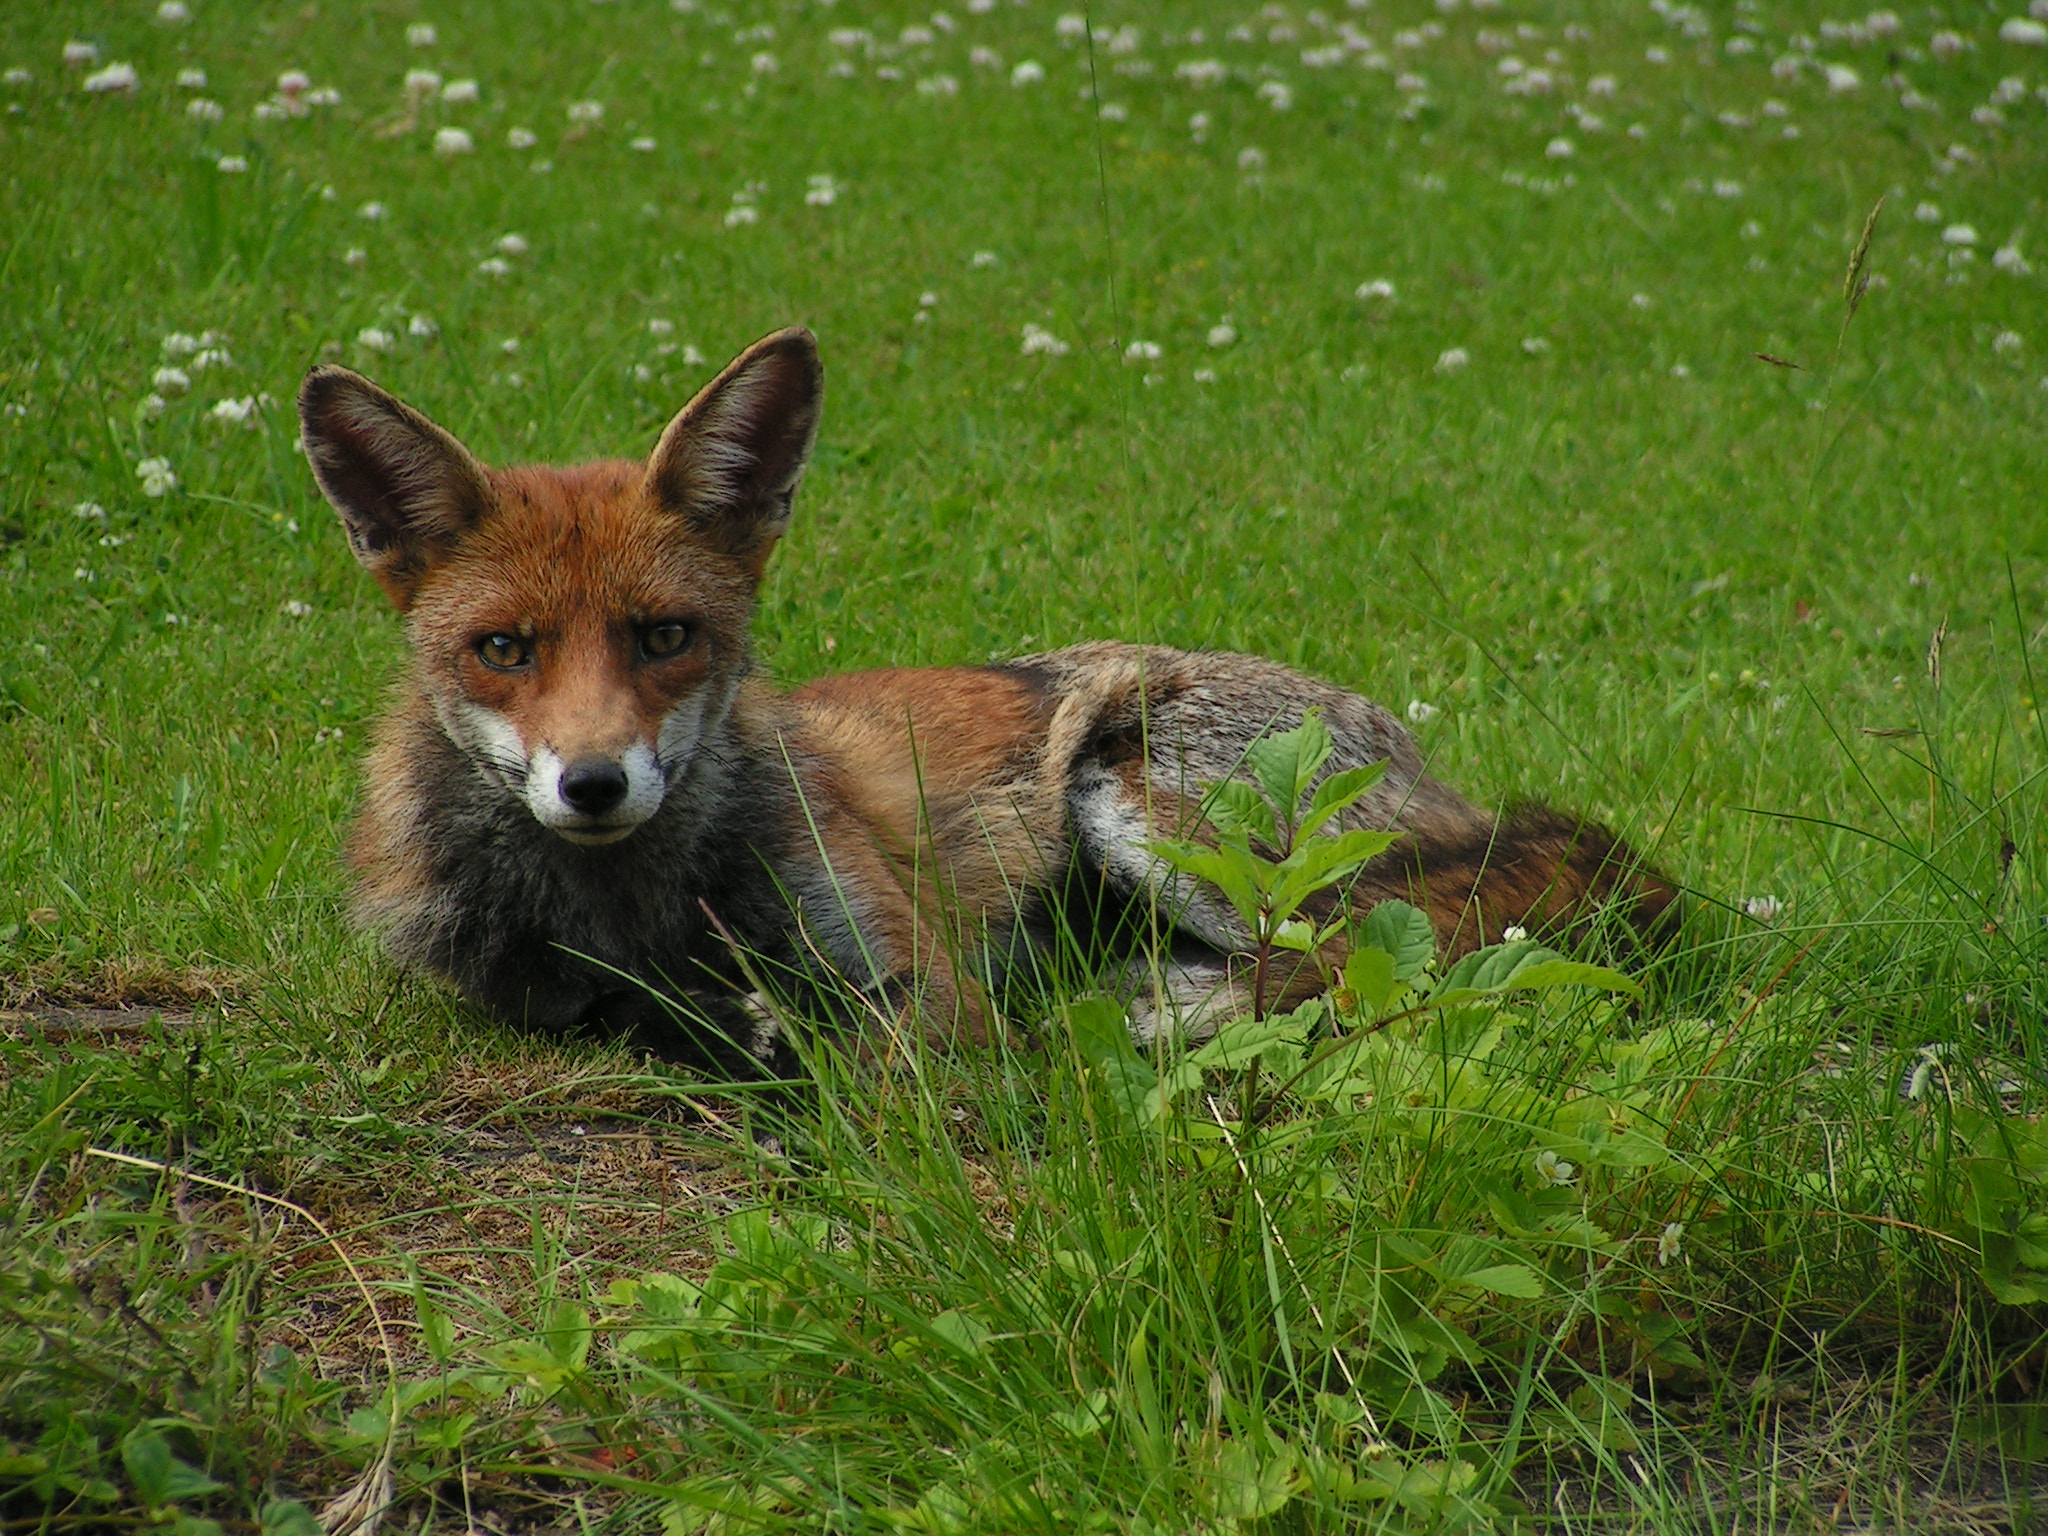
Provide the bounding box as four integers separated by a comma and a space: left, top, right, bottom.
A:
643, 326, 823, 579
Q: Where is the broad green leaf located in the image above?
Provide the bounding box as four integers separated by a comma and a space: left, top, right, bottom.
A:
1298, 761, 1388, 840
1050, 1389, 1113, 1438
1361, 900, 1437, 980
121, 1428, 223, 1508
1190, 1011, 1309, 1071
1203, 779, 1276, 846
1244, 711, 1334, 828
1450, 1263, 1544, 1298
259, 1502, 323, 1536
545, 1300, 593, 1372
1149, 839, 1266, 929
1342, 945, 1397, 1015
1434, 942, 1641, 1003
1272, 917, 1317, 951
928, 1309, 992, 1359
1064, 995, 1157, 1127
1269, 829, 1398, 917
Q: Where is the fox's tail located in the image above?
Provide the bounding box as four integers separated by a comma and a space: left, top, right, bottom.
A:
1374, 803, 1681, 960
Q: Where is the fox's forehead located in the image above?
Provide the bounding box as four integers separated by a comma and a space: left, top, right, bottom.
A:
409, 460, 752, 628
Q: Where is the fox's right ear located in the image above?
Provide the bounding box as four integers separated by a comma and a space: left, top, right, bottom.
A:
297, 365, 495, 609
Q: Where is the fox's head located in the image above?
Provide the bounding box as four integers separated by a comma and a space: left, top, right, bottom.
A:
298, 327, 822, 846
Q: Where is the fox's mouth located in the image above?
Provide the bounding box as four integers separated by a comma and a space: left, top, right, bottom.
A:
549, 819, 646, 848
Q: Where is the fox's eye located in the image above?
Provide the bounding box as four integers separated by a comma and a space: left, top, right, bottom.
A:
640, 621, 693, 660
476, 633, 531, 670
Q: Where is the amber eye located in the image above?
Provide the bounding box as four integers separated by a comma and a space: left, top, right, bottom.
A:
640, 621, 693, 660
475, 633, 531, 671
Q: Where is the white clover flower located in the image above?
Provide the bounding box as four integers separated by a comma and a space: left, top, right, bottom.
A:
441, 77, 480, 104
6, 68, 35, 87
496, 232, 529, 255
2001, 18, 2048, 45
342, 247, 367, 267
307, 87, 340, 106
1124, 339, 1162, 362
1713, 179, 1743, 197
1868, 11, 1902, 38
1237, 146, 1267, 173
1544, 136, 1575, 159
63, 41, 100, 69
157, 1, 191, 23
919, 74, 962, 96
1502, 924, 1529, 942
507, 126, 538, 149
1914, 201, 1942, 224
1010, 59, 1045, 85
187, 98, 224, 122
1534, 1149, 1577, 1187
136, 457, 177, 497
357, 201, 389, 223
253, 101, 288, 121
682, 344, 707, 366
152, 366, 191, 395
356, 327, 394, 352
970, 46, 1002, 68
1257, 80, 1294, 109
278, 70, 310, 98
500, 337, 520, 354
1743, 894, 1783, 923
210, 395, 257, 425
1056, 13, 1088, 40
567, 99, 603, 122
1943, 223, 1979, 246
477, 255, 513, 276
723, 205, 759, 227
142, 393, 167, 419
1994, 330, 2025, 355
162, 332, 200, 358
648, 317, 675, 336
74, 501, 107, 520
408, 313, 439, 339
1657, 1222, 1685, 1266
629, 135, 657, 151
191, 345, 231, 370
1823, 62, 1862, 91
1994, 243, 2032, 274
285, 600, 314, 617
1630, 292, 1653, 309
404, 68, 443, 98
433, 127, 474, 156
1193, 367, 1218, 383
1521, 336, 1551, 355
1435, 347, 1470, 374
407, 22, 438, 47
1671, 362, 1692, 378
971, 250, 998, 268
217, 155, 249, 173
1930, 30, 1968, 60
1021, 322, 1070, 356
1406, 698, 1439, 723
1396, 72, 1427, 92
919, 291, 938, 309
83, 63, 139, 94
752, 51, 779, 74
1207, 323, 1237, 348
900, 25, 935, 46
1357, 278, 1396, 301
806, 174, 839, 206
1177, 59, 1227, 86
1096, 100, 1124, 119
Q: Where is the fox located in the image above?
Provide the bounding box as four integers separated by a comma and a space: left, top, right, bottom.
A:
297, 326, 1677, 1075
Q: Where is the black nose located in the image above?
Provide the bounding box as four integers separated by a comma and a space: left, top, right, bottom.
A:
559, 758, 628, 816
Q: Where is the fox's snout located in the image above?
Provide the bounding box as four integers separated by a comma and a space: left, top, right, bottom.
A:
519, 738, 669, 845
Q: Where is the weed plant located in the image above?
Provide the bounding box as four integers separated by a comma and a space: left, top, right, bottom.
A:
4, 0, 2048, 1530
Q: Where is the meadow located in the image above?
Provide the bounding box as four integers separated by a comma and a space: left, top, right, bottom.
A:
4, 0, 2048, 1529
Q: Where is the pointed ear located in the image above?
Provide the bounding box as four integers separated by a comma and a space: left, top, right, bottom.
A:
642, 326, 823, 578
297, 365, 496, 609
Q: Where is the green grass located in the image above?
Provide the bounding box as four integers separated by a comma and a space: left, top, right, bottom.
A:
5, 0, 2048, 1529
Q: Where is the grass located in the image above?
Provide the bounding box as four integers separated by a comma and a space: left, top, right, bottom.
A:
4, 0, 2048, 1529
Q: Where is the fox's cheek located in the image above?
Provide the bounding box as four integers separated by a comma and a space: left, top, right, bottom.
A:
438, 697, 531, 783
654, 690, 714, 770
